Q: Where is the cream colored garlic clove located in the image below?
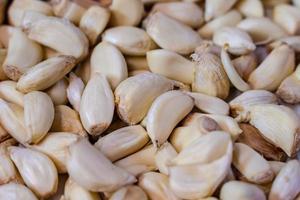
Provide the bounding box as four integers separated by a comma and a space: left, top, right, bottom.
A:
268, 161, 286, 175
0, 80, 24, 107
109, 185, 147, 200
235, 0, 264, 18
0, 182, 38, 200
66, 138, 136, 192
94, 125, 149, 162
21, 10, 48, 30
155, 142, 177, 175
66, 73, 84, 112
64, 178, 100, 200
232, 53, 257, 80
145, 12, 202, 55
204, 0, 237, 21
80, 73, 114, 136
0, 147, 19, 184
9, 146, 58, 198
45, 78, 68, 105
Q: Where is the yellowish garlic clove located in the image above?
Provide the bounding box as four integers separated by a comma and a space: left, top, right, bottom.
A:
9, 146, 58, 198
66, 72, 84, 112
145, 12, 202, 55
235, 0, 264, 18
0, 48, 7, 81
74, 57, 91, 84
155, 142, 177, 175
64, 177, 100, 200
109, 185, 147, 200
80, 73, 114, 136
139, 172, 179, 200
94, 125, 149, 162
90, 41, 128, 89
0, 182, 38, 200
125, 56, 149, 71
0, 80, 24, 107
31, 132, 80, 173
232, 53, 257, 81
51, 105, 87, 137
204, 0, 237, 21
45, 78, 68, 106
66, 138, 136, 192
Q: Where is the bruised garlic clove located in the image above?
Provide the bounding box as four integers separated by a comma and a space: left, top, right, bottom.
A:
249, 104, 300, 156
109, 0, 144, 26
24, 91, 54, 143
147, 49, 194, 84
31, 132, 80, 173
3, 28, 43, 81
248, 44, 295, 91
64, 178, 100, 200
94, 125, 149, 162
146, 90, 193, 147
102, 26, 155, 56
9, 147, 58, 198
220, 181, 266, 200
125, 56, 149, 71
114, 145, 157, 177
233, 143, 274, 184
191, 52, 230, 99
145, 12, 202, 55
51, 105, 86, 137
109, 185, 147, 200
269, 160, 300, 200
273, 4, 300, 35
90, 41, 128, 89
198, 10, 242, 39
213, 27, 256, 55
204, 0, 237, 21
66, 138, 136, 192
17, 55, 77, 93
236, 0, 264, 18
0, 183, 38, 200
232, 53, 257, 80
80, 73, 114, 136
155, 142, 177, 175
45, 78, 68, 105
139, 172, 179, 200
276, 64, 300, 104
151, 2, 204, 28
0, 81, 24, 107
66, 73, 84, 112
115, 72, 174, 124
26, 16, 89, 60
79, 6, 110, 45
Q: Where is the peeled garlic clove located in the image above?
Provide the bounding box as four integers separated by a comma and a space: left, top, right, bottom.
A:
102, 26, 155, 56
31, 132, 79, 173
249, 104, 300, 156
155, 142, 177, 175
66, 73, 84, 112
80, 73, 114, 136
3, 28, 43, 81
109, 185, 147, 200
21, 10, 48, 30
90, 41, 128, 89
145, 12, 202, 55
24, 91, 54, 143
45, 78, 68, 105
0, 80, 24, 107
237, 17, 287, 44
110, 0, 144, 26
8, 0, 53, 27
66, 138, 136, 192
0, 148, 18, 184
273, 4, 300, 35
232, 53, 257, 80
9, 147, 58, 198
248, 44, 295, 91
276, 64, 300, 104
51, 105, 86, 137
185, 92, 229, 115
79, 6, 110, 45
139, 172, 179, 200
191, 52, 230, 99
220, 181, 266, 200
198, 10, 242, 39
233, 143, 274, 184
205, 0, 237, 21
269, 160, 300, 200
115, 72, 174, 124
94, 125, 149, 162
17, 55, 76, 93
126, 56, 149, 71
269, 161, 286, 175
236, 0, 264, 18
0, 182, 38, 200
146, 90, 193, 147
115, 145, 157, 177
26, 16, 89, 60
0, 25, 15, 48
75, 58, 91, 84
213, 27, 256, 55
221, 47, 251, 91
229, 90, 278, 117
0, 124, 10, 143
0, 99, 30, 144
64, 178, 100, 200
147, 49, 194, 84
270, 36, 300, 52
169, 141, 233, 199
151, 2, 203, 28
238, 124, 287, 161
